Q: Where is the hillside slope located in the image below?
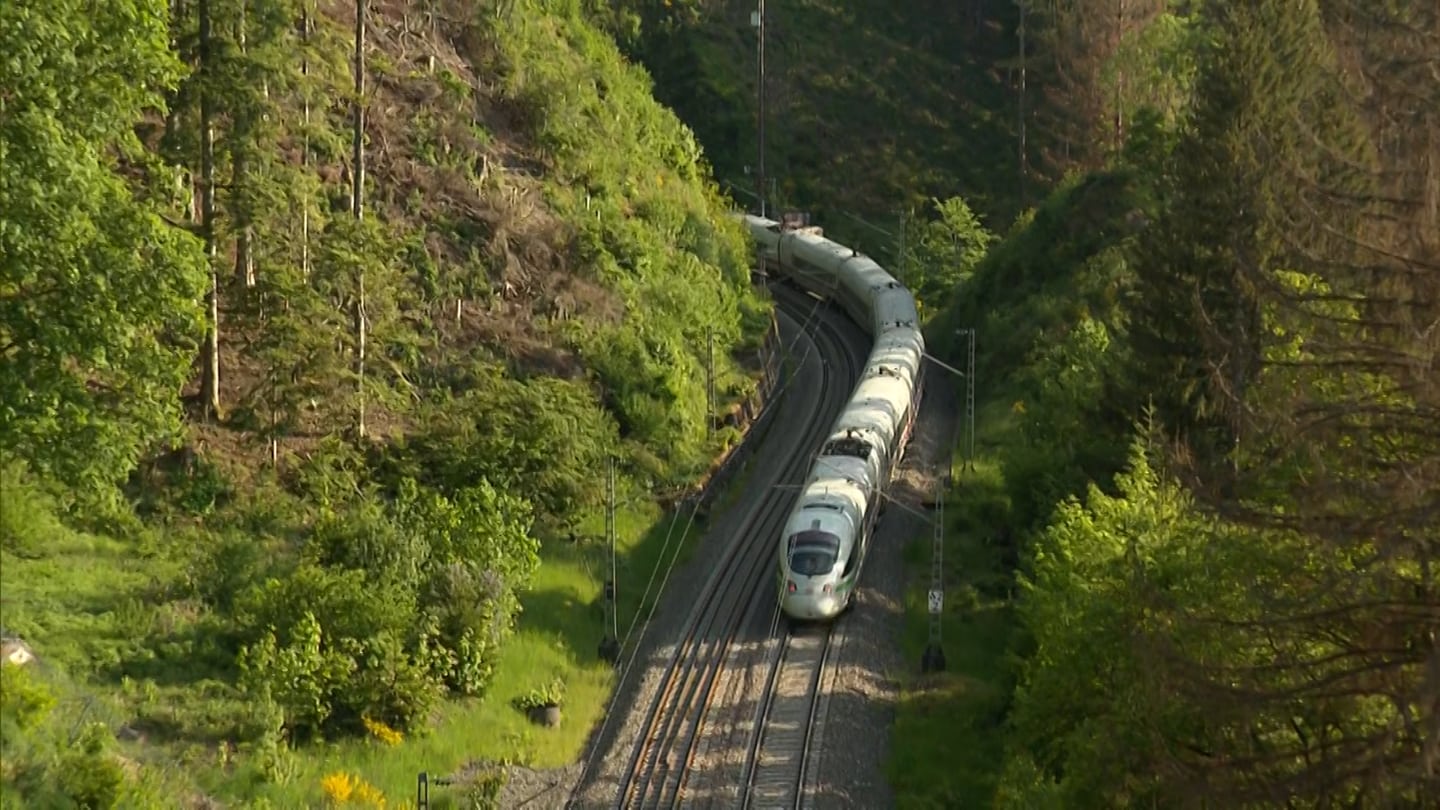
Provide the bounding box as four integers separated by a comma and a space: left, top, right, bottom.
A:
603, 0, 1028, 245
0, 0, 777, 806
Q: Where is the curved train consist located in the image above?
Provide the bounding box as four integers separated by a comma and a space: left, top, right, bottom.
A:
741, 214, 926, 623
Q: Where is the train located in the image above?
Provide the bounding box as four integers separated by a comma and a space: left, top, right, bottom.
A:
740, 213, 926, 623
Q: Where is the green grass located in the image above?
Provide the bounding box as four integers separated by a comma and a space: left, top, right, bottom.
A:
886, 398, 1022, 809
2, 340, 768, 810
0, 533, 164, 679
221, 472, 716, 804
1, 444, 731, 809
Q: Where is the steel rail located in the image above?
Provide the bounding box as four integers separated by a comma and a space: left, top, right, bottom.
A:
613, 287, 859, 810
739, 624, 834, 810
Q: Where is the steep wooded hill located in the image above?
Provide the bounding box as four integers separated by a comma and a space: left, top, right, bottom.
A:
1, 0, 774, 806
596, 0, 1028, 246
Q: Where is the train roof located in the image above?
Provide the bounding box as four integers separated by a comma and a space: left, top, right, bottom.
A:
821, 426, 880, 455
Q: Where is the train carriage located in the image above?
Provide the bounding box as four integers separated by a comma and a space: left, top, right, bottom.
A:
741, 212, 926, 623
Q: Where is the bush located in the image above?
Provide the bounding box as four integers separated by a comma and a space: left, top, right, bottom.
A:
377, 372, 618, 517
517, 677, 566, 711
229, 478, 539, 740
0, 463, 66, 557
0, 663, 56, 744
55, 723, 127, 809
449, 760, 509, 810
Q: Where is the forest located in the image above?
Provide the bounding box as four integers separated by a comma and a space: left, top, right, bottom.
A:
2, 0, 770, 806
895, 1, 1438, 807
3, 0, 1438, 808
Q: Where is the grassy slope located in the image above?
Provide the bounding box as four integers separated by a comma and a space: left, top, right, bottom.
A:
204, 498, 709, 805
0, 2, 768, 807
889, 434, 1016, 808
0, 484, 711, 805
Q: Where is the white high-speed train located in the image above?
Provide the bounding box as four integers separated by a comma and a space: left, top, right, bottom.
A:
741, 213, 926, 623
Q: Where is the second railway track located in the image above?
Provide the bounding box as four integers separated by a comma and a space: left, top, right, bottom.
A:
739, 624, 835, 810
606, 285, 863, 810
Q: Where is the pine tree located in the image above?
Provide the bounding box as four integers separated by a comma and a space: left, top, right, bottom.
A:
1129, 0, 1440, 801
199, 0, 223, 420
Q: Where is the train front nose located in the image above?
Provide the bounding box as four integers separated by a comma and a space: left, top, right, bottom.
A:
782, 577, 841, 620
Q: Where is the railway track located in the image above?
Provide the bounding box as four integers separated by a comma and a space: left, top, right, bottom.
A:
739, 625, 835, 810
607, 285, 862, 810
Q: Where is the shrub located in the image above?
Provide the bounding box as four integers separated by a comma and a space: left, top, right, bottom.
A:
55, 723, 127, 810
230, 478, 539, 740
0, 463, 71, 557
517, 677, 566, 711
362, 716, 403, 746
321, 770, 387, 807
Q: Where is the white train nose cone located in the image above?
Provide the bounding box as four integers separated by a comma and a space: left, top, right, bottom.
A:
783, 591, 841, 620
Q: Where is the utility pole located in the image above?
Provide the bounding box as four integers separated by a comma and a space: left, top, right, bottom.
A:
958, 328, 977, 471
600, 456, 620, 663
1018, 0, 1029, 206
922, 474, 946, 673
706, 326, 717, 437
896, 208, 908, 285
352, 0, 368, 439
752, 0, 767, 217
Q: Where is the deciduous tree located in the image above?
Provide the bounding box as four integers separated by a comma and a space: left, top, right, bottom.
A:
0, 0, 207, 493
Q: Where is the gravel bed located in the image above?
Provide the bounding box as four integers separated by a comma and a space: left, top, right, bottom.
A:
806, 364, 961, 810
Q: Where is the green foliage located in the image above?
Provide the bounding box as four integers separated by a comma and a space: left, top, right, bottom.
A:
229, 477, 537, 739
0, 663, 56, 740
1005, 311, 1130, 531
1104, 8, 1203, 132
516, 677, 566, 711
0, 462, 67, 557
1, 667, 167, 809
1000, 440, 1185, 806
600, 0, 1028, 232
901, 196, 996, 317
379, 371, 618, 519
0, 0, 208, 497
56, 722, 128, 809
479, 1, 763, 469
2, 0, 778, 803
929, 170, 1148, 532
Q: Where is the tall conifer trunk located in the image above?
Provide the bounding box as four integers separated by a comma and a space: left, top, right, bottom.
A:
199, 0, 221, 420
300, 1, 311, 280
352, 0, 367, 439
234, 0, 255, 289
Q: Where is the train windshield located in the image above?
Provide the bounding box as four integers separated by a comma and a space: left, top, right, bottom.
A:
787, 529, 840, 576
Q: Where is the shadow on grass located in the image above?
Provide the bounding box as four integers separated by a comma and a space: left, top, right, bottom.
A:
890, 445, 1021, 808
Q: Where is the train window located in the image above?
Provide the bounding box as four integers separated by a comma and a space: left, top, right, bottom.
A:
821, 432, 871, 460
790, 548, 836, 576
787, 529, 840, 576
